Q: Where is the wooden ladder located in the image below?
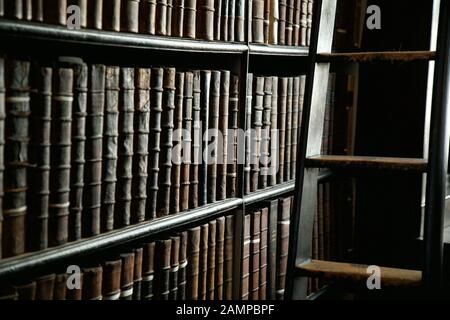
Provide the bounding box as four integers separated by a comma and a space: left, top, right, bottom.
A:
286, 0, 450, 299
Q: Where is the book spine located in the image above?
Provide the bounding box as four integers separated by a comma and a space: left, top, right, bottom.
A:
306, 0, 312, 46
251, 76, 264, 192
44, 0, 67, 25
263, 0, 269, 43
266, 199, 278, 299
101, 66, 119, 232
252, 0, 264, 43
158, 67, 176, 217
183, 0, 197, 39
293, 0, 301, 45
181, 72, 193, 212
172, 0, 184, 36
198, 223, 209, 300
260, 76, 272, 189
0, 58, 4, 257
31, 0, 43, 21
278, 0, 286, 45
103, 0, 121, 31
155, 239, 171, 300
259, 207, 268, 299
298, 74, 305, 139
250, 211, 261, 300
291, 76, 300, 178
213, 0, 221, 40
141, 242, 155, 300
178, 231, 188, 300
171, 72, 184, 214
70, 0, 88, 27
147, 67, 163, 219
53, 274, 67, 300
83, 64, 105, 237
166, 0, 173, 35
285, 77, 292, 180
22, 0, 31, 20
268, 76, 278, 187
241, 214, 250, 300
102, 259, 122, 300
66, 273, 83, 300
169, 236, 180, 299
235, 0, 245, 42
197, 0, 214, 40
217, 70, 229, 201
285, 0, 294, 45
132, 247, 143, 300
207, 70, 220, 203
140, 0, 157, 34
35, 274, 56, 300
186, 226, 200, 300
227, 75, 239, 198
207, 220, 216, 300
224, 214, 234, 299
155, 0, 167, 35
119, 252, 135, 300
198, 70, 210, 206
276, 196, 291, 300
228, 0, 235, 42
4, 1, 23, 19
220, 0, 228, 41
214, 216, 225, 299
300, 0, 307, 46
190, 71, 200, 209
269, 0, 279, 44
15, 281, 36, 300
244, 74, 253, 195
277, 78, 287, 183
82, 266, 103, 300
87, 0, 103, 30
132, 68, 150, 224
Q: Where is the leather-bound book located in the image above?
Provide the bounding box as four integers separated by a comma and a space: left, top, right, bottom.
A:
132, 68, 150, 223
49, 67, 73, 247
186, 226, 200, 300
178, 231, 188, 300
115, 68, 134, 228
198, 70, 211, 206
269, 77, 278, 186
227, 75, 238, 198
157, 67, 176, 217
35, 274, 55, 300
171, 72, 184, 214
197, 0, 214, 40
31, 0, 43, 21
278, 0, 287, 44
0, 58, 3, 257
121, 0, 140, 32
103, 0, 121, 31
284, 77, 293, 180
217, 71, 229, 201
220, 0, 228, 41
102, 66, 119, 232
120, 252, 135, 300
250, 211, 261, 300
141, 242, 155, 300
241, 214, 250, 300
3, 59, 30, 258
133, 247, 143, 300
29, 66, 52, 251
206, 220, 216, 299
54, 273, 68, 300
3, 1, 22, 19
66, 273, 83, 300
260, 76, 272, 189
299, 75, 305, 132
244, 74, 253, 195
183, 0, 197, 39
169, 236, 180, 300
68, 0, 88, 27
291, 76, 300, 178
83, 64, 105, 237
277, 77, 287, 183
172, 0, 184, 36
23, 0, 31, 20
259, 207, 268, 299
215, 216, 225, 299
293, 0, 301, 45
299, 1, 306, 46
306, 0, 312, 46
189, 71, 201, 209
102, 258, 122, 300
154, 239, 171, 300
208, 71, 220, 203
317, 183, 323, 260
156, 0, 167, 35
166, 0, 172, 35
235, 0, 245, 41
147, 68, 163, 219
180, 72, 193, 212
265, 199, 278, 299
82, 265, 103, 300
224, 215, 234, 299
263, 0, 269, 43
252, 0, 264, 43
276, 196, 291, 300
285, 0, 294, 45
44, 0, 67, 25
87, 0, 104, 30
197, 224, 208, 300
140, 0, 157, 34
269, 0, 279, 44
251, 76, 264, 192
15, 281, 36, 300
227, 0, 235, 42
213, 0, 221, 40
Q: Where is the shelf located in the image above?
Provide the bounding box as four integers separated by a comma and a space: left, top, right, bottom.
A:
248, 43, 309, 56
243, 181, 296, 205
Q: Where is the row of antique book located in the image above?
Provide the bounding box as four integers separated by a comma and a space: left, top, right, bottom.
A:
0, 195, 293, 300
0, 0, 313, 46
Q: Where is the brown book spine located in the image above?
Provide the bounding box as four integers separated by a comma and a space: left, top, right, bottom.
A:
68, 0, 88, 27
180, 72, 193, 212
32, 0, 43, 22
263, 0, 270, 43
43, 0, 67, 25
285, 77, 293, 180
4, 1, 22, 19
140, 0, 157, 34
227, 75, 238, 198
23, 0, 31, 20
87, 0, 103, 30
241, 214, 250, 300
235, 0, 245, 41
82, 265, 103, 300
224, 214, 234, 299
259, 207, 268, 299
285, 0, 294, 45
206, 220, 216, 299
103, 0, 121, 31
293, 0, 301, 45
220, 0, 228, 41
269, 77, 278, 186
291, 76, 300, 178
252, 0, 264, 43
277, 77, 287, 183
133, 247, 143, 300
207, 71, 220, 203
158, 67, 175, 217
300, 0, 307, 46
306, 0, 312, 46
83, 64, 105, 237
147, 68, 163, 219
244, 74, 253, 195
119, 252, 135, 300
172, 0, 184, 36
189, 71, 201, 209
278, 0, 287, 45
214, 216, 225, 299
66, 273, 83, 300
265, 199, 278, 299
198, 70, 210, 206
183, 0, 197, 38
121, 0, 140, 32
169, 236, 180, 299
251, 76, 264, 192
178, 231, 188, 300
276, 196, 291, 300
198, 223, 209, 300
299, 75, 305, 139
102, 258, 122, 300
269, 0, 279, 44
142, 242, 155, 300
154, 239, 171, 300
35, 274, 55, 300
166, 0, 173, 35
250, 211, 261, 300
186, 226, 200, 300
227, 0, 235, 41
15, 281, 36, 300
197, 0, 214, 40
213, 0, 221, 40
54, 273, 68, 300
156, 0, 167, 35
3, 59, 30, 258
317, 183, 324, 260
260, 76, 272, 189
171, 72, 184, 214
132, 68, 150, 223
217, 71, 229, 201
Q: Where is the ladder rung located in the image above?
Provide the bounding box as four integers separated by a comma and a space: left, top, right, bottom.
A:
317, 51, 436, 63
296, 260, 422, 287
305, 155, 428, 172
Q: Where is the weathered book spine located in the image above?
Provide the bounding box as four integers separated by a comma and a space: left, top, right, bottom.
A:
269, 77, 278, 186
154, 239, 172, 300
169, 236, 180, 299
43, 0, 67, 25
298, 75, 305, 136
213, 0, 222, 40
252, 0, 264, 43
183, 0, 197, 38
66, 273, 83, 300
141, 242, 155, 300
278, 0, 287, 45
31, 0, 43, 22
166, 0, 173, 35
285, 77, 292, 180
103, 0, 121, 31
259, 207, 268, 299
155, 0, 167, 35
285, 0, 294, 45
119, 252, 135, 300
181, 72, 193, 212
244, 74, 253, 195
250, 211, 261, 300
83, 64, 105, 237
178, 231, 188, 300
198, 223, 209, 300
220, 0, 228, 41
35, 274, 56, 300
132, 68, 150, 223
277, 77, 287, 183
206, 220, 216, 299
3, 59, 30, 258
54, 273, 68, 300
171, 72, 184, 214
291, 76, 300, 178
87, 0, 103, 30
189, 71, 201, 209
197, 0, 214, 40
263, 0, 269, 43
227, 75, 238, 198
172, 0, 184, 36
265, 199, 278, 299
208, 71, 220, 203
158, 67, 175, 217
0, 59, 4, 257
269, 0, 279, 44
224, 215, 234, 299
133, 247, 143, 300
306, 0, 312, 46
241, 214, 250, 300
276, 196, 291, 300
227, 0, 235, 42
3, 1, 22, 19
217, 71, 229, 201
260, 76, 272, 189
251, 76, 264, 192
102, 258, 122, 300
140, 0, 157, 34
22, 0, 31, 20
300, 0, 307, 46
293, 0, 301, 45
198, 70, 210, 206
186, 226, 200, 300
215, 216, 225, 299
69, 0, 88, 27
235, 0, 245, 41
15, 281, 36, 300
82, 265, 103, 300
147, 68, 163, 219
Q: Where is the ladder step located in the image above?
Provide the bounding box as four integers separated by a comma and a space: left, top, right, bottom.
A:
317, 51, 436, 63
305, 155, 428, 172
296, 260, 422, 287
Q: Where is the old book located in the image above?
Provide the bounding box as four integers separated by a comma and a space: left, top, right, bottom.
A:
101, 66, 119, 232
214, 216, 225, 299
220, 0, 228, 41
82, 265, 103, 300
121, 0, 140, 32
132, 68, 150, 223
207, 220, 216, 299
235, 0, 245, 41
54, 273, 68, 300
32, 0, 43, 22
83, 64, 105, 237
44, 0, 67, 25
166, 0, 172, 35
103, 0, 121, 31
132, 247, 143, 300
15, 281, 36, 300
244, 74, 253, 195
87, 0, 103, 30
115, 68, 134, 228
102, 258, 122, 300
154, 239, 171, 300
260, 76, 272, 189
197, 0, 214, 40
120, 252, 135, 300
285, 77, 293, 180
241, 213, 250, 300
252, 0, 264, 43
189, 71, 201, 209
207, 71, 220, 203
291, 76, 300, 178
180, 72, 193, 212
263, 0, 269, 43
306, 0, 312, 46
285, 0, 294, 45
140, 0, 157, 34
3, 59, 30, 258
269, 0, 279, 44
183, 0, 196, 38
147, 68, 163, 219
298, 75, 305, 137
278, 0, 287, 44
3, 1, 22, 19
186, 226, 200, 300
68, 0, 88, 27
178, 231, 188, 300
172, 0, 184, 36
293, 0, 301, 45
156, 0, 167, 35
259, 207, 268, 299
66, 273, 83, 300
157, 68, 176, 217
198, 223, 209, 300
268, 77, 278, 186
300, 1, 307, 46
250, 211, 261, 300
35, 274, 55, 300
217, 71, 229, 201
141, 242, 155, 300
227, 75, 238, 198
224, 215, 234, 299
169, 236, 180, 299
277, 78, 287, 183
227, 0, 235, 42
276, 196, 291, 300
23, 0, 31, 20
317, 183, 324, 260
251, 76, 264, 192
213, 0, 221, 40
265, 199, 278, 299
198, 70, 210, 206
171, 72, 184, 214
